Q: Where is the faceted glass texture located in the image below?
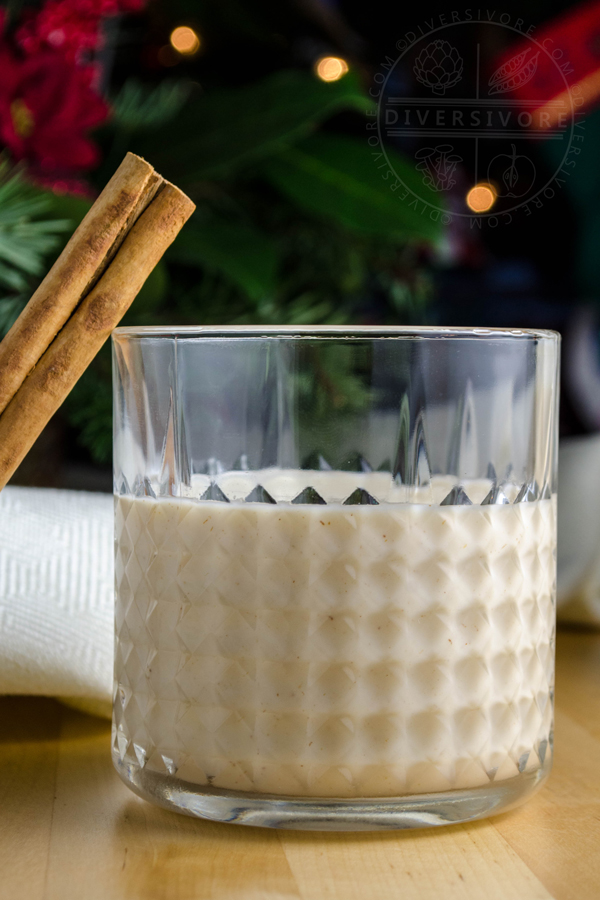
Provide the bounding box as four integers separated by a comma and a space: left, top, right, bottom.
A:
112, 326, 559, 830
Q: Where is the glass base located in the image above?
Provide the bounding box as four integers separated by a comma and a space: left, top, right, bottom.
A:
113, 751, 551, 831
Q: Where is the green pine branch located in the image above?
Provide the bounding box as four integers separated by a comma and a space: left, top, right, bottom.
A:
0, 159, 72, 335
111, 78, 192, 133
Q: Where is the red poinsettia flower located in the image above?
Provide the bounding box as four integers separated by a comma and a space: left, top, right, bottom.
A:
17, 6, 100, 63
17, 0, 145, 63
0, 44, 109, 171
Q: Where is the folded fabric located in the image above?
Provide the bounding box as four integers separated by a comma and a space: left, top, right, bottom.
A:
0, 485, 113, 718
556, 434, 600, 627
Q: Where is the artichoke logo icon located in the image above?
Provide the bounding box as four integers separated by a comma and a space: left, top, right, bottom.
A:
413, 40, 463, 95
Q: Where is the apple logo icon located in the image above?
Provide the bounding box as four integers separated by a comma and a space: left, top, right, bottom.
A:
487, 144, 536, 199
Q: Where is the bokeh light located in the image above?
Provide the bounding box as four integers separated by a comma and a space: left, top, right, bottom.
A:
315, 56, 349, 82
170, 26, 201, 56
466, 183, 497, 213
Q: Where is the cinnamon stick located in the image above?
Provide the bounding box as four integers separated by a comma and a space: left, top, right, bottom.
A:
0, 183, 195, 490
0, 152, 163, 415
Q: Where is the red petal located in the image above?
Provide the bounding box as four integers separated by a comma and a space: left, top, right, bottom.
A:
30, 132, 100, 171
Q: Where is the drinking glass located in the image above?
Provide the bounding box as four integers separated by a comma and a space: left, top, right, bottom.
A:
112, 326, 559, 830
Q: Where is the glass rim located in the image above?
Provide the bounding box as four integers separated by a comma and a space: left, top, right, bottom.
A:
112, 324, 560, 342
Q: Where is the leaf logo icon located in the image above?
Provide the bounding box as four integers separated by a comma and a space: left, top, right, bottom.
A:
488, 49, 539, 95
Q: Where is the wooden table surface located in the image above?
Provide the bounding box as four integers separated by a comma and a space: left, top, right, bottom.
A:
1, 627, 599, 900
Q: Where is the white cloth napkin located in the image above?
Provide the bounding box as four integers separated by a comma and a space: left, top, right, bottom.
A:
0, 485, 114, 718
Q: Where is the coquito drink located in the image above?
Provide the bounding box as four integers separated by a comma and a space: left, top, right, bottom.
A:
113, 472, 555, 798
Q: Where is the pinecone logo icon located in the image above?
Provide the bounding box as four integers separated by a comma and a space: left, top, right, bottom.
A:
414, 40, 463, 95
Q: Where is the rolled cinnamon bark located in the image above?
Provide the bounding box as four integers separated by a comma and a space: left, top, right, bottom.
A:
0, 153, 163, 415
0, 183, 195, 490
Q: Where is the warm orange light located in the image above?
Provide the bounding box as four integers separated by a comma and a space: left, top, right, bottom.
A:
466, 183, 497, 213
170, 25, 200, 56
315, 56, 349, 82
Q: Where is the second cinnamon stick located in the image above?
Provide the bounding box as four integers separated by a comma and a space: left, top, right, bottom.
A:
0, 183, 195, 490
0, 153, 163, 416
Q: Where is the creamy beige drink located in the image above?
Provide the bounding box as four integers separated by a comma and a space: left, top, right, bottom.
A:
113, 472, 555, 798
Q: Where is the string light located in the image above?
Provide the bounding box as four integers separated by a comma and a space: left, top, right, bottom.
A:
315, 56, 349, 82
170, 26, 201, 56
466, 183, 497, 213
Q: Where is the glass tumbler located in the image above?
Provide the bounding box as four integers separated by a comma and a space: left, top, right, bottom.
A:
112, 326, 559, 830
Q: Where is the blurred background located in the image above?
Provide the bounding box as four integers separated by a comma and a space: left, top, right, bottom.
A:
0, 0, 598, 493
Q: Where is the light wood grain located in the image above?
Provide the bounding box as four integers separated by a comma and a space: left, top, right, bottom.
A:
0, 630, 598, 900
